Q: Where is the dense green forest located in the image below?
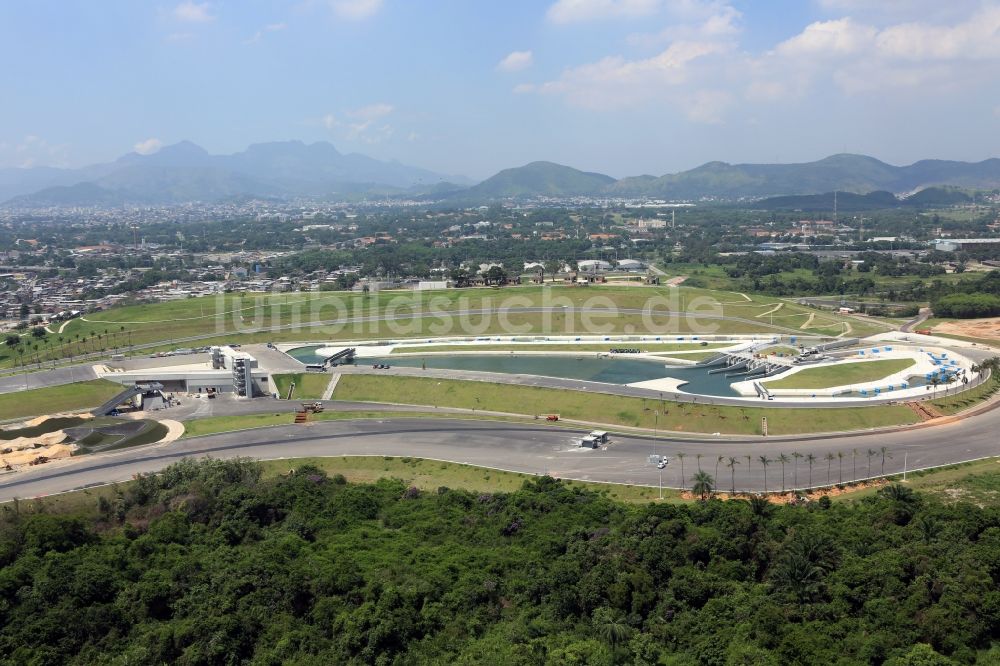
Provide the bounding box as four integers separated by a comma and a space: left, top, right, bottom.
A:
1, 459, 999, 665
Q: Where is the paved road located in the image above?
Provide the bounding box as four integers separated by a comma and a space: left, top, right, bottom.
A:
2, 408, 999, 500
901, 307, 932, 333
0, 364, 97, 392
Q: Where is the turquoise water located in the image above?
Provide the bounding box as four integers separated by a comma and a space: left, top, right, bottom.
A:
286, 345, 743, 396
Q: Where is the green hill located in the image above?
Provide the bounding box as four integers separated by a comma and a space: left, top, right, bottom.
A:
459, 161, 616, 198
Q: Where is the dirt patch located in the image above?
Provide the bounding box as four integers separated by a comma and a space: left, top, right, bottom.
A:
906, 401, 942, 421
679, 479, 888, 503
935, 317, 1000, 342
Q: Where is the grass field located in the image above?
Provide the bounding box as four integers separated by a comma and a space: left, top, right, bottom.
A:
271, 373, 331, 400
764, 359, 915, 390
0, 456, 680, 519
331, 374, 918, 435
930, 373, 1000, 415
0, 379, 124, 421
390, 342, 731, 354
837, 457, 1000, 506
15, 284, 886, 370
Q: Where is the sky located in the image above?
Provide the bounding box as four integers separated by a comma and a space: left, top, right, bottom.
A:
1, 0, 999, 180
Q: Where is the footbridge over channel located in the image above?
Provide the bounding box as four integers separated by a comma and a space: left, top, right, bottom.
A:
698, 338, 861, 381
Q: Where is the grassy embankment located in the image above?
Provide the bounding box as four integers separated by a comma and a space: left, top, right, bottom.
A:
17, 452, 1000, 518
6, 456, 678, 517
180, 410, 551, 438
331, 374, 918, 435
929, 371, 1000, 415
390, 342, 730, 354
270, 373, 331, 400
0, 379, 124, 421
43, 284, 886, 361
764, 358, 916, 390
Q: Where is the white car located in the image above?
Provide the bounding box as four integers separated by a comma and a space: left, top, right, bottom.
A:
656, 461, 667, 469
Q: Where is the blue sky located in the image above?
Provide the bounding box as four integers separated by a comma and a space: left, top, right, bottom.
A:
1, 0, 998, 179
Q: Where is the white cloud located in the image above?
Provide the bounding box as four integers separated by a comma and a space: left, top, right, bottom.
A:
348, 103, 393, 120
497, 50, 534, 72
331, 0, 383, 20
683, 89, 732, 123
133, 138, 163, 155
173, 1, 214, 23
519, 39, 731, 110
320, 103, 395, 143
3, 135, 70, 168
547, 0, 661, 23
245, 22, 287, 44
874, 7, 1000, 60
627, 4, 741, 48
775, 18, 876, 57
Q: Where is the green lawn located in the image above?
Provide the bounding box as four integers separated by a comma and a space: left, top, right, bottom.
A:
331, 374, 918, 435
836, 457, 1000, 506
255, 456, 680, 503
390, 342, 730, 354
930, 373, 1000, 415
14, 284, 885, 370
764, 359, 915, 390
271, 373, 331, 400
0, 379, 125, 421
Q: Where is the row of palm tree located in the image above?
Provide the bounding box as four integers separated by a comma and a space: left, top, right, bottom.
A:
3, 325, 134, 370
685, 446, 895, 495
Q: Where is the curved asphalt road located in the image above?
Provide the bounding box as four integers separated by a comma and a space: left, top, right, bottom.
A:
2, 406, 998, 500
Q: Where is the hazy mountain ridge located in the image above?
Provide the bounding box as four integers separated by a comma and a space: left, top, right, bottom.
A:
5, 148, 1000, 206
3, 140, 469, 205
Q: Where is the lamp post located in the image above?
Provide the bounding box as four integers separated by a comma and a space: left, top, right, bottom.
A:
653, 410, 658, 459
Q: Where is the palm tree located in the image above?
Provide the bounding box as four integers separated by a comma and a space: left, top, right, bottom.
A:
777, 453, 790, 493
806, 453, 817, 488
715, 455, 724, 482
852, 448, 858, 482
837, 451, 844, 484
593, 608, 631, 649
726, 456, 740, 494
758, 456, 772, 493
867, 449, 877, 478
880, 446, 890, 476
676, 452, 687, 487
916, 514, 938, 545
696, 453, 702, 471
825, 453, 835, 485
691, 470, 714, 500
792, 452, 803, 488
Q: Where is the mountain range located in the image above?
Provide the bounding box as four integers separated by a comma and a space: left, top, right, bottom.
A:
3, 144, 1000, 206
0, 141, 470, 205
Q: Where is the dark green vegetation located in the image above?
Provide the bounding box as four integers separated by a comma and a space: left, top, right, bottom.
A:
933, 293, 1000, 318
931, 272, 1000, 318
0, 458, 998, 664
461, 161, 616, 199
754, 187, 975, 212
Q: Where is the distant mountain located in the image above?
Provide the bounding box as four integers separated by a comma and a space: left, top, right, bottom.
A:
457, 161, 615, 199
754, 186, 976, 212
609, 154, 1000, 200
3, 140, 470, 206
6, 148, 1000, 206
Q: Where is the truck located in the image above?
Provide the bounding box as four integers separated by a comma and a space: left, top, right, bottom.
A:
301, 402, 325, 413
